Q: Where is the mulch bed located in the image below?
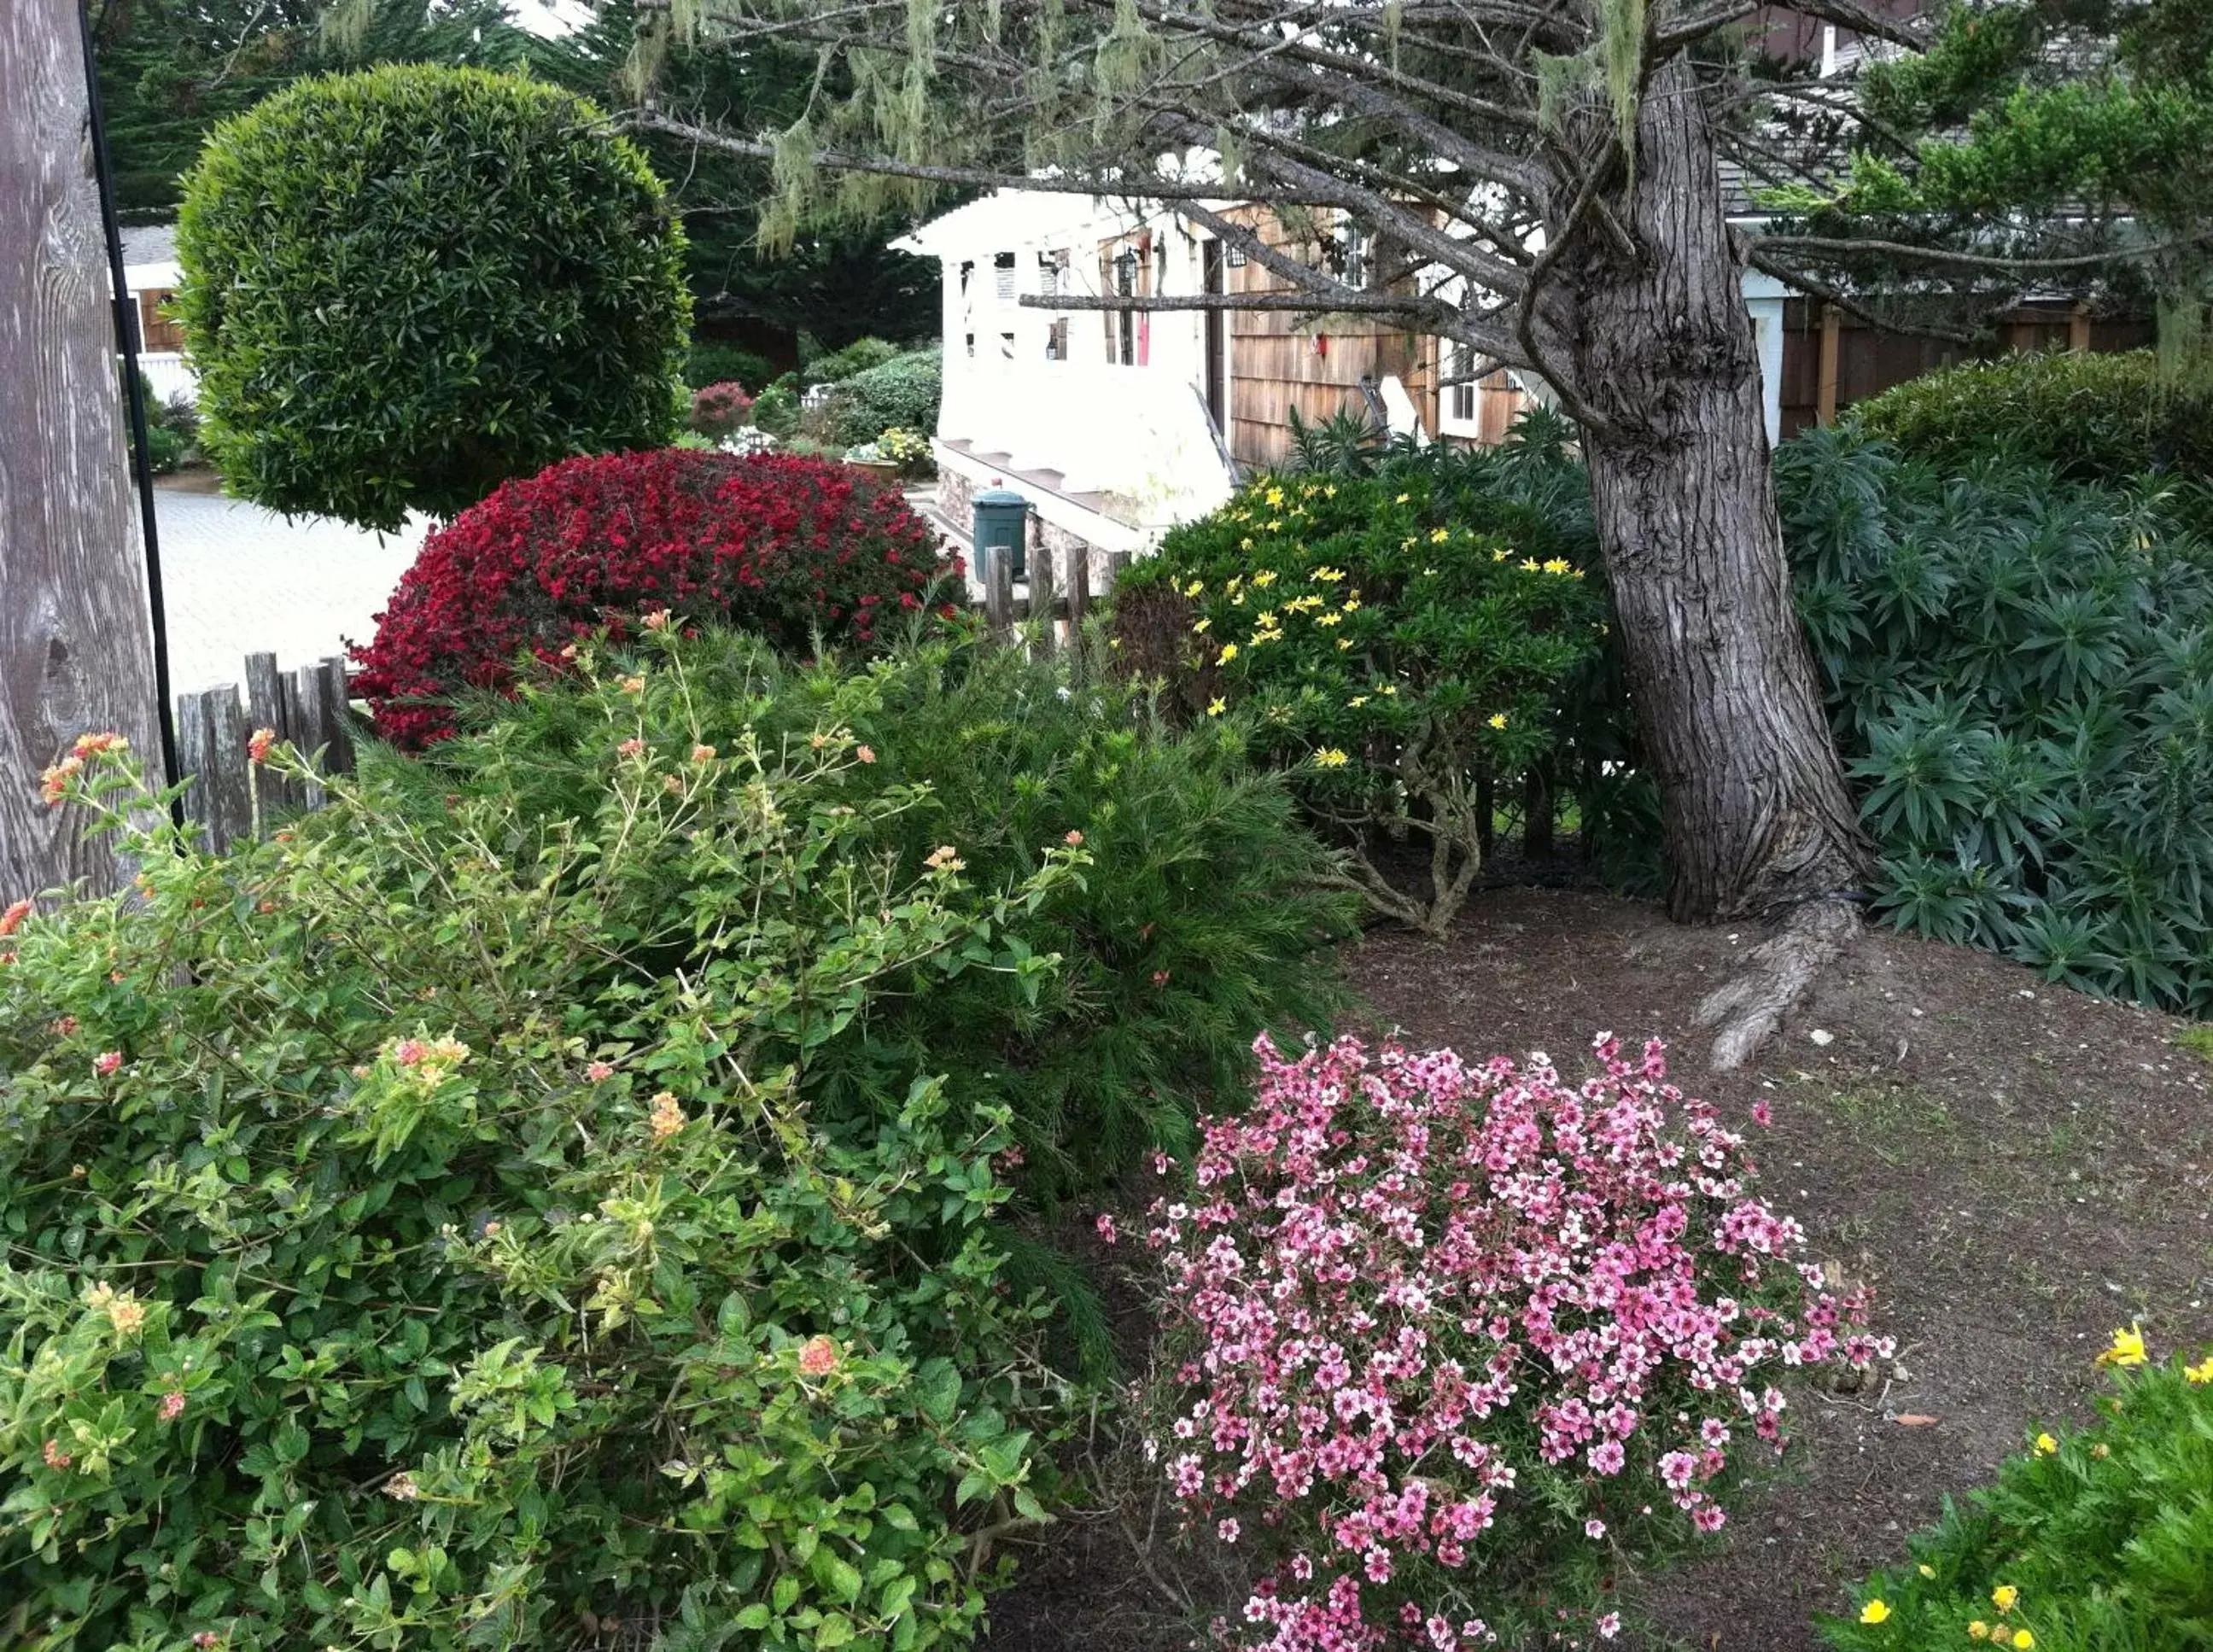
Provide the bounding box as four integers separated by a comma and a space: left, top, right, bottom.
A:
980, 885, 2213, 1651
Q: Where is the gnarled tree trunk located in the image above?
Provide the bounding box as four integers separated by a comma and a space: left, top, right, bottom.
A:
1565, 55, 1865, 928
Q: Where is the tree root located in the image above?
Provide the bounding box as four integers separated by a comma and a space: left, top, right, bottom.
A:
1693, 896, 1863, 1071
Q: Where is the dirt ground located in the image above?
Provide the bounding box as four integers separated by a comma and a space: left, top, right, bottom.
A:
979, 886, 2213, 1652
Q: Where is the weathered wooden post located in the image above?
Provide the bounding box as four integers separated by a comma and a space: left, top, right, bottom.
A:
1, 0, 164, 899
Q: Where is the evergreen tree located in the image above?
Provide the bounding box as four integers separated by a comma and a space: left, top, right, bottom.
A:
607, 0, 1973, 1057
1781, 0, 2213, 370
524, 3, 937, 351
91, 0, 524, 217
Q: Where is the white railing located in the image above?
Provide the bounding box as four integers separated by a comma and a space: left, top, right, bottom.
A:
137, 353, 197, 407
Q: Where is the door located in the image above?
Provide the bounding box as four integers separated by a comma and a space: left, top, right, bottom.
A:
1202, 239, 1227, 435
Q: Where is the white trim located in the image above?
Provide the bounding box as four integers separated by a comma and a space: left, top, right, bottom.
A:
935, 442, 1153, 558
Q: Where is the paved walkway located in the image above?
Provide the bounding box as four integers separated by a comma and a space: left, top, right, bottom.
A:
152, 481, 427, 698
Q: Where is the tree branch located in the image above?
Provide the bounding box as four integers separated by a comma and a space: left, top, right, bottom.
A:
1017, 291, 1442, 314
1755, 233, 2181, 271
628, 112, 1348, 207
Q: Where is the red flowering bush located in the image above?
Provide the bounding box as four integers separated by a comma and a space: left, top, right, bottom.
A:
689, 378, 754, 436
1146, 1032, 1888, 1650
353, 448, 957, 745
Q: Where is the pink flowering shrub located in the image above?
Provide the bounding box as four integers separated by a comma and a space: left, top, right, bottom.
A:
1147, 1032, 1889, 1650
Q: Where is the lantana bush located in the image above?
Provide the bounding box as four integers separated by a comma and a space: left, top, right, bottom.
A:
1146, 1031, 1888, 1649
1120, 467, 1606, 932
352, 448, 955, 747
0, 715, 1071, 1649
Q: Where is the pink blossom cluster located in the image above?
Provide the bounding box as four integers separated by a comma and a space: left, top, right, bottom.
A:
1148, 1033, 1887, 1650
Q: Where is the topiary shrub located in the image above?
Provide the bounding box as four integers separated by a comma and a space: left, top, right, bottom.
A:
828, 348, 943, 446
1848, 349, 2213, 483
1144, 1030, 1889, 1649
1823, 1329, 2213, 1652
1119, 460, 1606, 932
1780, 430, 2213, 1013
350, 448, 956, 747
0, 725, 1074, 1652
177, 65, 690, 533
752, 377, 803, 437
688, 379, 754, 436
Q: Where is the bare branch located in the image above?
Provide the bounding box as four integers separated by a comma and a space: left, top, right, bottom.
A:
628, 112, 1347, 207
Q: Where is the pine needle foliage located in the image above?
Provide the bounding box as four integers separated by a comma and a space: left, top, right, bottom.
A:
387, 627, 1358, 1202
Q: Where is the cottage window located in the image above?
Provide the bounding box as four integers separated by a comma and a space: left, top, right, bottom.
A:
1447, 341, 1477, 425
994, 251, 1018, 301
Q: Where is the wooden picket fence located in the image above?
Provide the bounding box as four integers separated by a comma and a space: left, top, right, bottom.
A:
173, 651, 354, 852
165, 540, 1131, 844
969, 540, 1131, 651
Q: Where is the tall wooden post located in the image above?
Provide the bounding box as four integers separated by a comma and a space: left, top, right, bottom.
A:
1814, 303, 1842, 428
2, 0, 163, 901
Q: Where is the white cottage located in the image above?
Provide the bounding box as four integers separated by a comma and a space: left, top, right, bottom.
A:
120, 223, 195, 407
899, 188, 1790, 563
896, 190, 1241, 564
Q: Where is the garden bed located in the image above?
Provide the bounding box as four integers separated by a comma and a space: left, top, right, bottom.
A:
983, 886, 2213, 1651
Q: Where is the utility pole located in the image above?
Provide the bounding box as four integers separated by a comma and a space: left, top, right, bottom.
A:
1, 0, 164, 901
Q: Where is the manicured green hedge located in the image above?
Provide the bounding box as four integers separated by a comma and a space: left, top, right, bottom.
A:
1849, 349, 2213, 482
178, 64, 690, 532
827, 349, 943, 446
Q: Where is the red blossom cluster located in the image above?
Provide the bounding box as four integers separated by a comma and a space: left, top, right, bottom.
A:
1149, 1032, 1888, 1651
351, 450, 959, 747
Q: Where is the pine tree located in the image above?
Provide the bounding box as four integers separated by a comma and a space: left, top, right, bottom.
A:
605, 0, 2056, 1058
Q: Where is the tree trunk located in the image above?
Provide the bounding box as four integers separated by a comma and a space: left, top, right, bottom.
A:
1566, 55, 1864, 923
2, 0, 163, 902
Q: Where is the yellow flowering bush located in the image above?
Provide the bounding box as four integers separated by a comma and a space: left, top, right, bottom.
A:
1824, 1330, 2213, 1652
1118, 464, 1605, 932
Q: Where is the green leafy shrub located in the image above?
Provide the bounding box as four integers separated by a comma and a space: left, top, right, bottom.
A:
1849, 349, 2213, 483
827, 349, 943, 446
1823, 1332, 2213, 1652
0, 710, 1073, 1649
1120, 455, 1607, 932
405, 627, 1356, 1200
177, 65, 690, 533
1781, 432, 2213, 1012
139, 419, 185, 476
686, 338, 776, 393
753, 377, 802, 437
805, 336, 903, 387
1283, 402, 1396, 476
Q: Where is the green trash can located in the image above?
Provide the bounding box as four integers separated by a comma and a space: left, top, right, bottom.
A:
972, 486, 1030, 583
